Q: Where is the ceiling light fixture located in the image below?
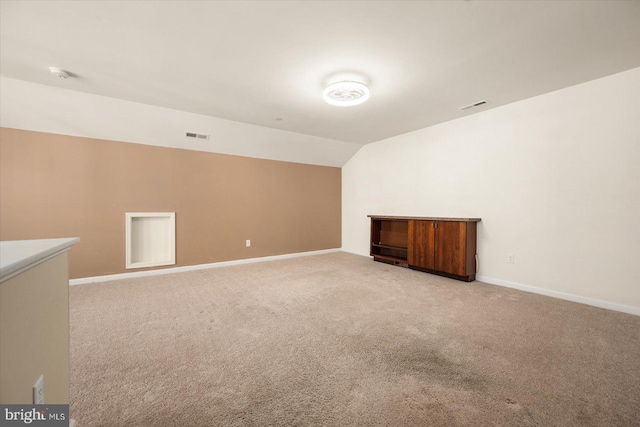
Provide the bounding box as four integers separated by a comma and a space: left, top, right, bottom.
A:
323, 81, 370, 107
49, 67, 70, 79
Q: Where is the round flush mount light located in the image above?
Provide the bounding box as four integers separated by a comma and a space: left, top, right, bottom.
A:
323, 81, 370, 107
49, 67, 70, 79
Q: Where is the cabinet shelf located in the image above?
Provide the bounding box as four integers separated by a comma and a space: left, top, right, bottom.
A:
372, 254, 408, 264
372, 243, 408, 251
370, 219, 409, 264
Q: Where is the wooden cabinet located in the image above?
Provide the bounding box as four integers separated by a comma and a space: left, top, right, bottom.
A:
370, 216, 480, 282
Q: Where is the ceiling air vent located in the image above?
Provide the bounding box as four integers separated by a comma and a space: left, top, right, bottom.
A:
460, 100, 488, 111
185, 132, 210, 140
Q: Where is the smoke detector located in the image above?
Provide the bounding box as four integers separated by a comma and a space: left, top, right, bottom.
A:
49, 67, 70, 79
323, 81, 370, 107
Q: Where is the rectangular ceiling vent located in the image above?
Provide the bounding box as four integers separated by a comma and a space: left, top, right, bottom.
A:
460, 100, 488, 111
185, 131, 210, 140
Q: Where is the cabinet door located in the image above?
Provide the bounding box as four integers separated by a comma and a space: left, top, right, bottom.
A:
434, 221, 467, 276
408, 220, 435, 269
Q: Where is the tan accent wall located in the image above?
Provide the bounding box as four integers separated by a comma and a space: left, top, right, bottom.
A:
0, 128, 341, 279
0, 252, 70, 404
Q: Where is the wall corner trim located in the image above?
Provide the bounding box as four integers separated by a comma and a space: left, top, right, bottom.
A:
476, 275, 640, 316
69, 248, 341, 285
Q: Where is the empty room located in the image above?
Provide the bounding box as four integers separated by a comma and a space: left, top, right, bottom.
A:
1, 1, 639, 426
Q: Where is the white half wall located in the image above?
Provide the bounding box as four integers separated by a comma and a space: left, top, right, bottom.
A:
343, 68, 640, 313
0, 77, 362, 167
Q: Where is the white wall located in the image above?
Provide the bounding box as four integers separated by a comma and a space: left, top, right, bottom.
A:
0, 77, 362, 168
343, 68, 640, 315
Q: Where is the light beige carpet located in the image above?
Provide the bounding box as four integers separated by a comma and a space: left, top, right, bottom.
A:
70, 252, 640, 426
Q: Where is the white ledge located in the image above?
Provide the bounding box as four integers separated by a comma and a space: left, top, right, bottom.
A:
0, 238, 79, 284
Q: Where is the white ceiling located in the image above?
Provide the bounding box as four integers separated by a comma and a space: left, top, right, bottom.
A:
1, 1, 639, 145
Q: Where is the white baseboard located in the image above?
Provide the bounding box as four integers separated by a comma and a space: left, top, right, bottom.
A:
69, 250, 639, 316
69, 248, 341, 285
477, 275, 640, 316
340, 248, 370, 257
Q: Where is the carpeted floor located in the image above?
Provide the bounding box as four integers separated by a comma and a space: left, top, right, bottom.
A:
69, 252, 640, 426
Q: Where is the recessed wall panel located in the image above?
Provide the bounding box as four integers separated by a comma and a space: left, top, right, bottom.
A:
126, 213, 175, 269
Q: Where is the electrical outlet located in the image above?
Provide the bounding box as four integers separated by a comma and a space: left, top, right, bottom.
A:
33, 375, 44, 404
246, 240, 251, 247
507, 253, 515, 264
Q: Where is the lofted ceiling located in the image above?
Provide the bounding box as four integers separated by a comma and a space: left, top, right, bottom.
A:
1, 1, 639, 145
